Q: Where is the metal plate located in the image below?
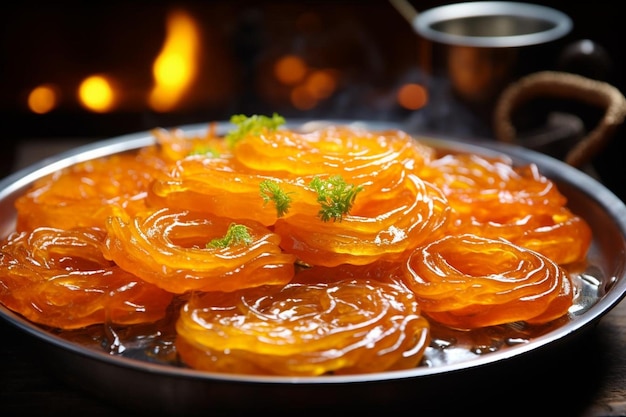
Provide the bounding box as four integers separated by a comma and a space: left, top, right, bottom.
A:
1, 120, 625, 415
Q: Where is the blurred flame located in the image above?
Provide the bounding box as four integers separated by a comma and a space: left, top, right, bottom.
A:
274, 55, 307, 86
149, 10, 201, 112
397, 83, 428, 110
290, 69, 338, 110
78, 75, 116, 113
290, 85, 317, 110
305, 69, 337, 99
273, 53, 340, 110
28, 84, 59, 114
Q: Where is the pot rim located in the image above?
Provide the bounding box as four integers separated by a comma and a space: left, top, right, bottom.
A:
413, 1, 573, 48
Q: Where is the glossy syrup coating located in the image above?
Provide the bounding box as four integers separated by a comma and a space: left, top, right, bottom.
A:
14, 150, 169, 232
176, 264, 430, 376
402, 234, 574, 329
417, 152, 592, 264
231, 125, 436, 178
450, 208, 592, 265
0, 227, 174, 329
102, 207, 297, 294
150, 126, 450, 265
147, 155, 322, 227
274, 173, 450, 266
418, 153, 568, 220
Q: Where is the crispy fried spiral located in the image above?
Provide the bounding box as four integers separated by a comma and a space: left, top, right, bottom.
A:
418, 153, 567, 220
418, 152, 591, 264
148, 156, 322, 226
0, 227, 173, 329
102, 207, 297, 294
402, 234, 574, 329
232, 125, 435, 178
274, 173, 450, 267
451, 208, 592, 265
15, 151, 168, 232
176, 265, 430, 376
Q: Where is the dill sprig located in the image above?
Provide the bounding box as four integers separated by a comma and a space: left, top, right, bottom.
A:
206, 223, 253, 248
309, 175, 364, 222
260, 179, 293, 218
188, 145, 219, 157
225, 113, 286, 148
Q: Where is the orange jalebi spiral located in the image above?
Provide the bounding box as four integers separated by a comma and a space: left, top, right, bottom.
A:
151, 122, 228, 161
15, 150, 168, 232
102, 207, 297, 294
402, 234, 574, 329
147, 156, 322, 226
418, 152, 591, 264
274, 173, 450, 267
232, 125, 436, 179
176, 264, 430, 376
418, 153, 567, 220
148, 126, 435, 228
0, 227, 174, 329
451, 208, 592, 265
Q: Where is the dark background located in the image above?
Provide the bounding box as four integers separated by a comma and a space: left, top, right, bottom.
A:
2, 1, 625, 199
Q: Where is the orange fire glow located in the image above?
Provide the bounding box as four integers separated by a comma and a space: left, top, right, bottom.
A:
272, 53, 339, 110
288, 69, 339, 110
397, 83, 428, 110
78, 75, 116, 113
149, 10, 201, 113
27, 84, 60, 114
274, 55, 307, 86
305, 69, 337, 100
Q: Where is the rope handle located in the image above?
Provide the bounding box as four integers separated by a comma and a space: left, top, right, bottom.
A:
493, 71, 626, 168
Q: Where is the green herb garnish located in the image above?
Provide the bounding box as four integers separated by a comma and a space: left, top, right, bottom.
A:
309, 175, 364, 222
206, 223, 253, 248
188, 145, 219, 157
260, 179, 293, 218
225, 113, 286, 148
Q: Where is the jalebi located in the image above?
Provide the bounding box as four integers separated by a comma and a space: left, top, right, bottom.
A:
402, 233, 574, 329
417, 152, 592, 264
232, 125, 435, 178
102, 207, 297, 293
418, 153, 567, 220
0, 117, 594, 377
147, 156, 321, 226
176, 264, 430, 376
0, 226, 173, 329
274, 173, 450, 266
15, 150, 168, 231
450, 208, 592, 264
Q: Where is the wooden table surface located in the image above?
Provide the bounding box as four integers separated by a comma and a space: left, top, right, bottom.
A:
1, 140, 625, 416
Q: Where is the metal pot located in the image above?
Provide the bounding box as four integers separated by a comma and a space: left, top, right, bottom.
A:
411, 1, 573, 105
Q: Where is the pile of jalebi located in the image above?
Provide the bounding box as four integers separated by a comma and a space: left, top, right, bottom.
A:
0, 114, 594, 376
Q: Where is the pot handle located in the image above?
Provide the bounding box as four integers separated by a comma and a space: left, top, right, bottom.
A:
493, 71, 626, 168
